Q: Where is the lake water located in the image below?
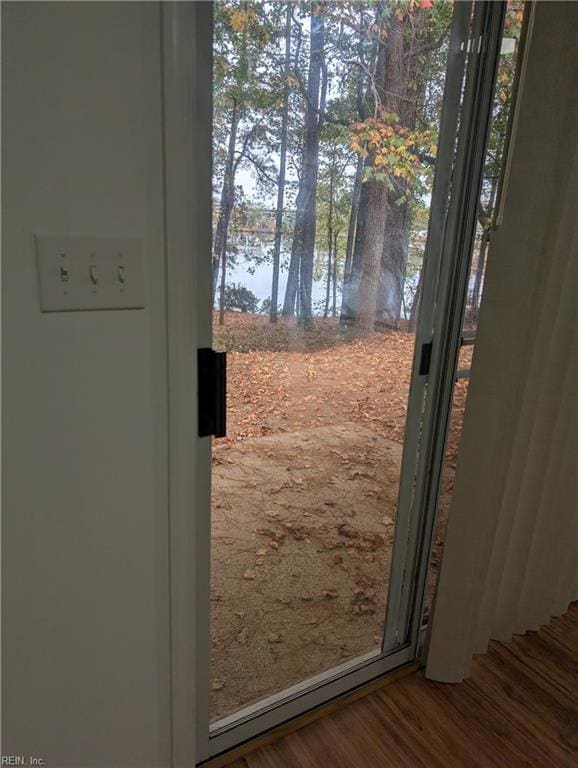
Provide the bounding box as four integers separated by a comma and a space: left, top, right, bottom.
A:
217, 240, 421, 317
222, 242, 328, 312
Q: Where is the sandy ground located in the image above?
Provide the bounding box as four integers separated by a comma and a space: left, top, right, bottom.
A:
209, 313, 470, 720
211, 424, 401, 719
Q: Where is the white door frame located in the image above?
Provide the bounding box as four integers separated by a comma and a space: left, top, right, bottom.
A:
161, 1, 506, 763
161, 2, 213, 765
384, 0, 507, 655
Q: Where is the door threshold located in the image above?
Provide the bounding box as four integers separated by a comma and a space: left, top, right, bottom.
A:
199, 661, 420, 768
210, 647, 382, 735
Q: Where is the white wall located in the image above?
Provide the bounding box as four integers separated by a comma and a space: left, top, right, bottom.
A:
2, 3, 172, 766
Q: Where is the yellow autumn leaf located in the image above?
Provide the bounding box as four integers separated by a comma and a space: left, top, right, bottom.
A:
230, 9, 247, 32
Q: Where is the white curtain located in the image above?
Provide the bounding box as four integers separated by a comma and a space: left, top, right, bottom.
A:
426, 1, 578, 683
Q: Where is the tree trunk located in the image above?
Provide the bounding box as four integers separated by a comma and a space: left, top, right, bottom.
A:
282, 245, 300, 315
408, 268, 422, 331
356, 179, 390, 332
283, 4, 325, 326
214, 100, 240, 316
324, 170, 334, 318
471, 229, 489, 316
377, 199, 410, 328
341, 172, 370, 324
332, 229, 338, 316
341, 153, 364, 317
356, 9, 426, 332
341, 11, 370, 320
471, 178, 498, 318
270, 4, 291, 323
324, 245, 331, 318
340, 19, 377, 326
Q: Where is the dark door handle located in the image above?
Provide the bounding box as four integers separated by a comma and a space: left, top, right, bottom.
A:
198, 348, 227, 438
419, 341, 433, 376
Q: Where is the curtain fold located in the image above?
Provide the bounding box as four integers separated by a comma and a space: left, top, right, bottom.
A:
426, 1, 577, 683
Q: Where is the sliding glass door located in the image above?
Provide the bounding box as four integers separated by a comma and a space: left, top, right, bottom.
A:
191, 1, 506, 760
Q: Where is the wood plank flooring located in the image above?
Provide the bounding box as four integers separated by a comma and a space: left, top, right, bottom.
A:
221, 604, 578, 768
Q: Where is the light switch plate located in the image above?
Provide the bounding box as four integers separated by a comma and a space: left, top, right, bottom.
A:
35, 235, 145, 312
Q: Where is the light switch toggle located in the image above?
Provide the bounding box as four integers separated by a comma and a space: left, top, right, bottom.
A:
35, 235, 145, 311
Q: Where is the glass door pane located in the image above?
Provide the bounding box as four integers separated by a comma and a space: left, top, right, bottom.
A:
384, 0, 507, 654
210, 0, 470, 724
202, 0, 506, 750
426, 0, 527, 620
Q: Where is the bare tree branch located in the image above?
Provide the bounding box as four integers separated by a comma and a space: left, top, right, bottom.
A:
233, 124, 260, 174
236, 151, 277, 185
406, 24, 451, 62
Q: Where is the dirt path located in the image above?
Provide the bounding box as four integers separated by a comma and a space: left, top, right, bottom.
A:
211, 424, 402, 720
210, 313, 471, 720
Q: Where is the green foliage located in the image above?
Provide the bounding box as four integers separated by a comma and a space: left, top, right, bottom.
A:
223, 283, 260, 313
213, 1, 279, 189
350, 112, 435, 202
259, 297, 283, 315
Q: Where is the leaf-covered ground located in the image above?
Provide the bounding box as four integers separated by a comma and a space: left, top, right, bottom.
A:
210, 312, 470, 720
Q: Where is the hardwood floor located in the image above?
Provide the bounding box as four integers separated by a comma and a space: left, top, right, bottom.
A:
220, 604, 578, 768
